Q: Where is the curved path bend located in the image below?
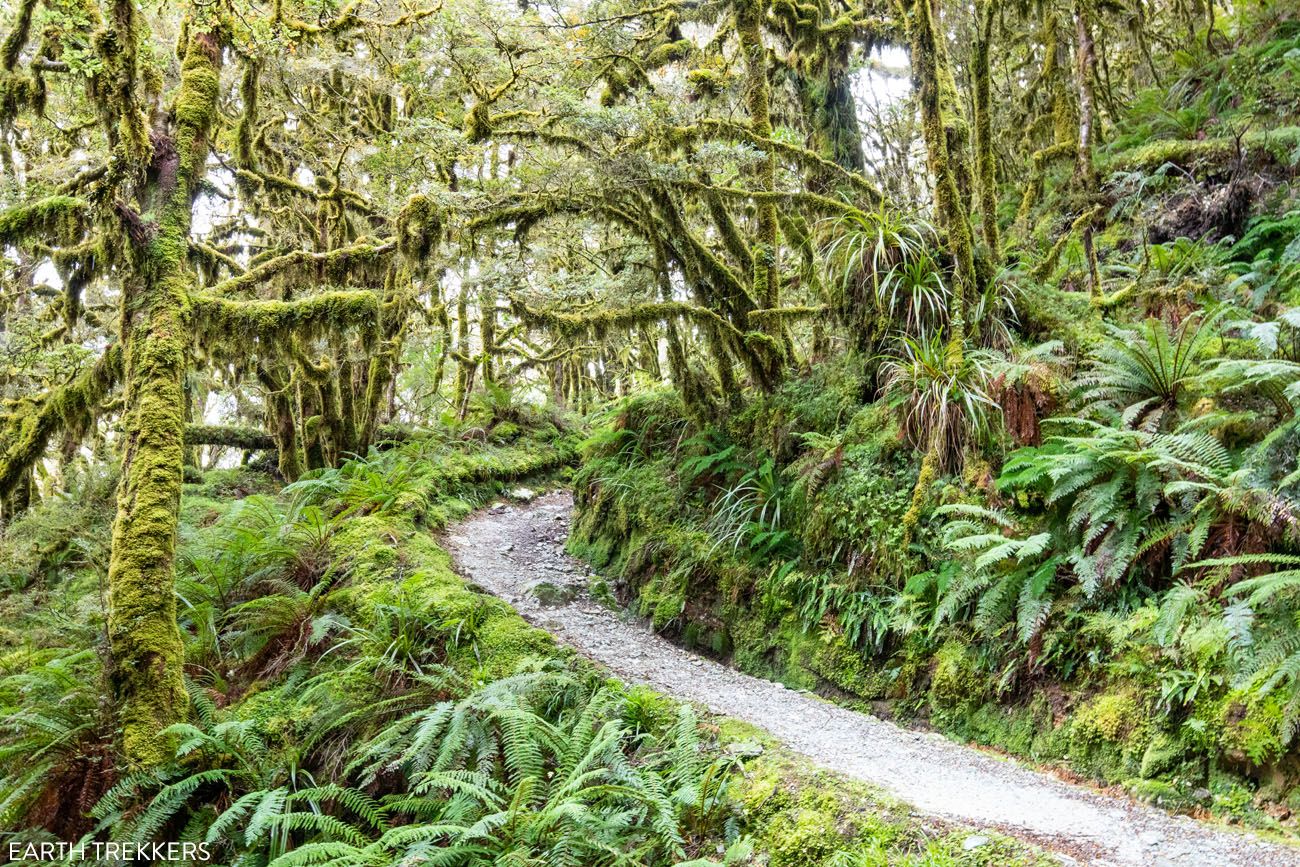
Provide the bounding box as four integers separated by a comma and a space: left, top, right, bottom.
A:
445, 491, 1299, 867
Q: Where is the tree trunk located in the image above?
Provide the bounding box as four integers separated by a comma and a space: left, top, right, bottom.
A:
972, 0, 1001, 261
907, 0, 977, 342
106, 28, 222, 768
1074, 1, 1101, 295
735, 0, 784, 386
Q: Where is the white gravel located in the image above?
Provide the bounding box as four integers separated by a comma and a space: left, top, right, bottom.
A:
445, 491, 1300, 867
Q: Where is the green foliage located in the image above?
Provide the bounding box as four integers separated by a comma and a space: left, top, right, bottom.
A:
1077, 315, 1218, 429
823, 206, 945, 345
880, 336, 997, 473
8, 0, 1300, 848
928, 504, 1064, 646
91, 669, 742, 867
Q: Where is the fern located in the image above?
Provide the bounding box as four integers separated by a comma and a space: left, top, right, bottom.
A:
1077, 314, 1219, 429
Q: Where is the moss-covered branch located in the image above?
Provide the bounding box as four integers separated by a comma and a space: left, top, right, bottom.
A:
204, 239, 396, 297
182, 424, 276, 450
1105, 127, 1300, 173
747, 305, 828, 322
0, 346, 121, 495
685, 119, 883, 202
192, 290, 382, 342
513, 297, 742, 342
0, 195, 89, 247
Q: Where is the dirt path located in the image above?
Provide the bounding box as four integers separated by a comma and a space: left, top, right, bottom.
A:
445, 491, 1300, 867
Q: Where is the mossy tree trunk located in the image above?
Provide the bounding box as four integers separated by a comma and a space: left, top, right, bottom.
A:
1074, 0, 1101, 296
106, 28, 223, 768
972, 0, 1000, 262
735, 0, 785, 386
905, 0, 977, 344
901, 0, 980, 529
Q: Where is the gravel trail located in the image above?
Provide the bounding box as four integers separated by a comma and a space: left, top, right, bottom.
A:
445, 491, 1300, 867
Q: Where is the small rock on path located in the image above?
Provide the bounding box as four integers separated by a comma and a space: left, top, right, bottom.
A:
445, 491, 1300, 867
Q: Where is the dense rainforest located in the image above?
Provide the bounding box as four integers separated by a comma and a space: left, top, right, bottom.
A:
1, 0, 1299, 862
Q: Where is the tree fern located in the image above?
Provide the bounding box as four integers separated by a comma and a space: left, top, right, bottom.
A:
1077, 314, 1219, 428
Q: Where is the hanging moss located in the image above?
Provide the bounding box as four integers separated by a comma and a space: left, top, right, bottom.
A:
0, 345, 121, 497
465, 101, 492, 143
0, 68, 44, 120
0, 0, 46, 120
646, 38, 692, 67
0, 0, 37, 70
686, 67, 726, 96
689, 119, 882, 202
1014, 142, 1073, 229
600, 68, 629, 106
396, 194, 443, 261
204, 239, 396, 297
0, 195, 89, 247
234, 59, 261, 169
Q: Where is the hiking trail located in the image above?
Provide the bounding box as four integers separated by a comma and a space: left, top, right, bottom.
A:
445, 491, 1300, 867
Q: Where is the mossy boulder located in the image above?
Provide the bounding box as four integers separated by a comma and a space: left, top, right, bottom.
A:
489, 421, 521, 443
1140, 730, 1187, 780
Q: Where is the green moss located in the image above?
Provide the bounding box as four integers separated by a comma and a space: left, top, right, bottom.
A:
395, 194, 443, 261
183, 423, 275, 450
193, 291, 381, 343
1074, 692, 1141, 743
1069, 692, 1151, 783
804, 631, 889, 699
929, 640, 990, 716
0, 195, 88, 248
465, 101, 491, 142
638, 563, 687, 629
0, 346, 121, 497
956, 701, 1049, 759
489, 421, 521, 443
764, 804, 842, 866
646, 38, 691, 67
1127, 778, 1198, 811
686, 67, 726, 96
385, 533, 558, 680
1140, 731, 1187, 780
1107, 126, 1300, 173
732, 745, 1049, 866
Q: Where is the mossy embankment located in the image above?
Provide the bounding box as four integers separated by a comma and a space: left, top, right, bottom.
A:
567, 380, 1300, 838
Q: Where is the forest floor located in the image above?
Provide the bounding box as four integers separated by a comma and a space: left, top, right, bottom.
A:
445, 491, 1300, 867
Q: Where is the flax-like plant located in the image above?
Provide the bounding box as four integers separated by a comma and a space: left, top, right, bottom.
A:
823, 205, 943, 343
880, 335, 998, 473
